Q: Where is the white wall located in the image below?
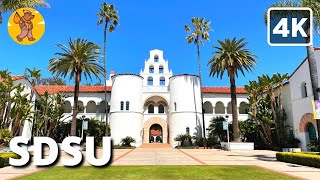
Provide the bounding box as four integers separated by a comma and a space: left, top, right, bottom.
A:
288, 49, 320, 151
109, 74, 144, 146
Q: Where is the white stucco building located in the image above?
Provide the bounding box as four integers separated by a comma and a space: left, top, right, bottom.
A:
33, 49, 250, 147
274, 48, 320, 151
16, 48, 320, 150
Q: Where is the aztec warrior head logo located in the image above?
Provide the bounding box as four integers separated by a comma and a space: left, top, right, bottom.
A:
7, 8, 45, 45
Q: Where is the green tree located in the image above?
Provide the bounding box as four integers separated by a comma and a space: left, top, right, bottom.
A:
37, 77, 66, 85
0, 0, 49, 24
97, 2, 119, 136
207, 116, 228, 142
208, 38, 257, 142
184, 17, 212, 144
10, 85, 33, 136
265, 0, 320, 142
0, 70, 16, 128
33, 91, 65, 137
245, 80, 273, 147
48, 38, 105, 136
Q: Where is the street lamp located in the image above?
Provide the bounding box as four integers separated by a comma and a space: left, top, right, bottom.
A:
225, 115, 230, 151
81, 115, 88, 141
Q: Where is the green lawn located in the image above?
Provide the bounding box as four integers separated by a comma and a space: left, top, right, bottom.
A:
17, 166, 296, 180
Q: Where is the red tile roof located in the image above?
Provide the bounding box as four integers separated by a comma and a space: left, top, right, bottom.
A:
35, 85, 111, 95
202, 87, 246, 94
35, 85, 246, 95
0, 75, 25, 82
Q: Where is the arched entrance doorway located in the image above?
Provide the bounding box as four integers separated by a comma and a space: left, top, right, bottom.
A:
306, 123, 317, 143
299, 113, 318, 150
143, 117, 168, 144
149, 124, 163, 143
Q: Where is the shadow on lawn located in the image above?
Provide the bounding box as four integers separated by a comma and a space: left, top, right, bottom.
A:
227, 154, 277, 162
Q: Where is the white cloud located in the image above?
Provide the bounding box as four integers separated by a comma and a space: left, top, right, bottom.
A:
38, 21, 45, 25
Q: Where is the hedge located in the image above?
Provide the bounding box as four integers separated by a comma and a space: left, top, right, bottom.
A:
276, 152, 320, 168
0, 152, 20, 168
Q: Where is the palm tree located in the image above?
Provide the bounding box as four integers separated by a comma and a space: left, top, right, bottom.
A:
97, 2, 119, 135
259, 75, 277, 123
48, 38, 105, 136
0, 0, 49, 24
184, 17, 211, 144
245, 80, 273, 146
208, 38, 257, 142
272, 73, 288, 121
265, 0, 320, 140
25, 68, 42, 86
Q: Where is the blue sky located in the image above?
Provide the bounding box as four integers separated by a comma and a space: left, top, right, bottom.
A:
0, 0, 319, 86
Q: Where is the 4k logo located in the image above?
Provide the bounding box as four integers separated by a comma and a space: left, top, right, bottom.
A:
267, 7, 313, 46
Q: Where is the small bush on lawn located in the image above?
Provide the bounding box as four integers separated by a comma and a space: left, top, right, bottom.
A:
113, 145, 135, 149
276, 152, 320, 168
0, 152, 20, 168
120, 136, 135, 147
0, 129, 13, 146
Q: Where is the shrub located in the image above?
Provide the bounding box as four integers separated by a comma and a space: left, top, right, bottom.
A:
192, 136, 204, 147
174, 134, 191, 147
0, 152, 20, 168
120, 136, 135, 147
0, 129, 13, 146
276, 152, 320, 168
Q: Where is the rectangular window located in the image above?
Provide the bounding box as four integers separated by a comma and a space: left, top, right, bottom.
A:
159, 67, 164, 73
120, 101, 124, 110
126, 101, 129, 110
174, 102, 177, 111
160, 78, 165, 86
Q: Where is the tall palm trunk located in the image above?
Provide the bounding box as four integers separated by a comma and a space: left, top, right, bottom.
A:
71, 72, 81, 136
269, 89, 281, 145
196, 42, 207, 146
104, 21, 109, 136
229, 70, 239, 142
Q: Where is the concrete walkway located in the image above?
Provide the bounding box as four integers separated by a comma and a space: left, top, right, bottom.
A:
0, 145, 319, 180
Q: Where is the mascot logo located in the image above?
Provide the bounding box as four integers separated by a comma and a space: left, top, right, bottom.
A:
8, 8, 45, 45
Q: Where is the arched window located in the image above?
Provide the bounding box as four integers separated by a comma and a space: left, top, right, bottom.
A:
203, 101, 213, 114
159, 66, 164, 73
120, 101, 124, 110
239, 102, 248, 114
86, 101, 97, 113
227, 102, 232, 114
148, 77, 153, 86
99, 101, 107, 113
63, 101, 72, 113
77, 101, 84, 113
126, 101, 129, 110
154, 55, 159, 62
148, 104, 154, 113
149, 66, 154, 73
158, 104, 164, 113
301, 82, 307, 98
160, 77, 165, 86
215, 102, 225, 114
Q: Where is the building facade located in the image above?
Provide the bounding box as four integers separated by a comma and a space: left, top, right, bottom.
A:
34, 49, 250, 147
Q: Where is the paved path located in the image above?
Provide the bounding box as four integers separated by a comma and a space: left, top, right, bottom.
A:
178, 149, 320, 180
1, 145, 320, 180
